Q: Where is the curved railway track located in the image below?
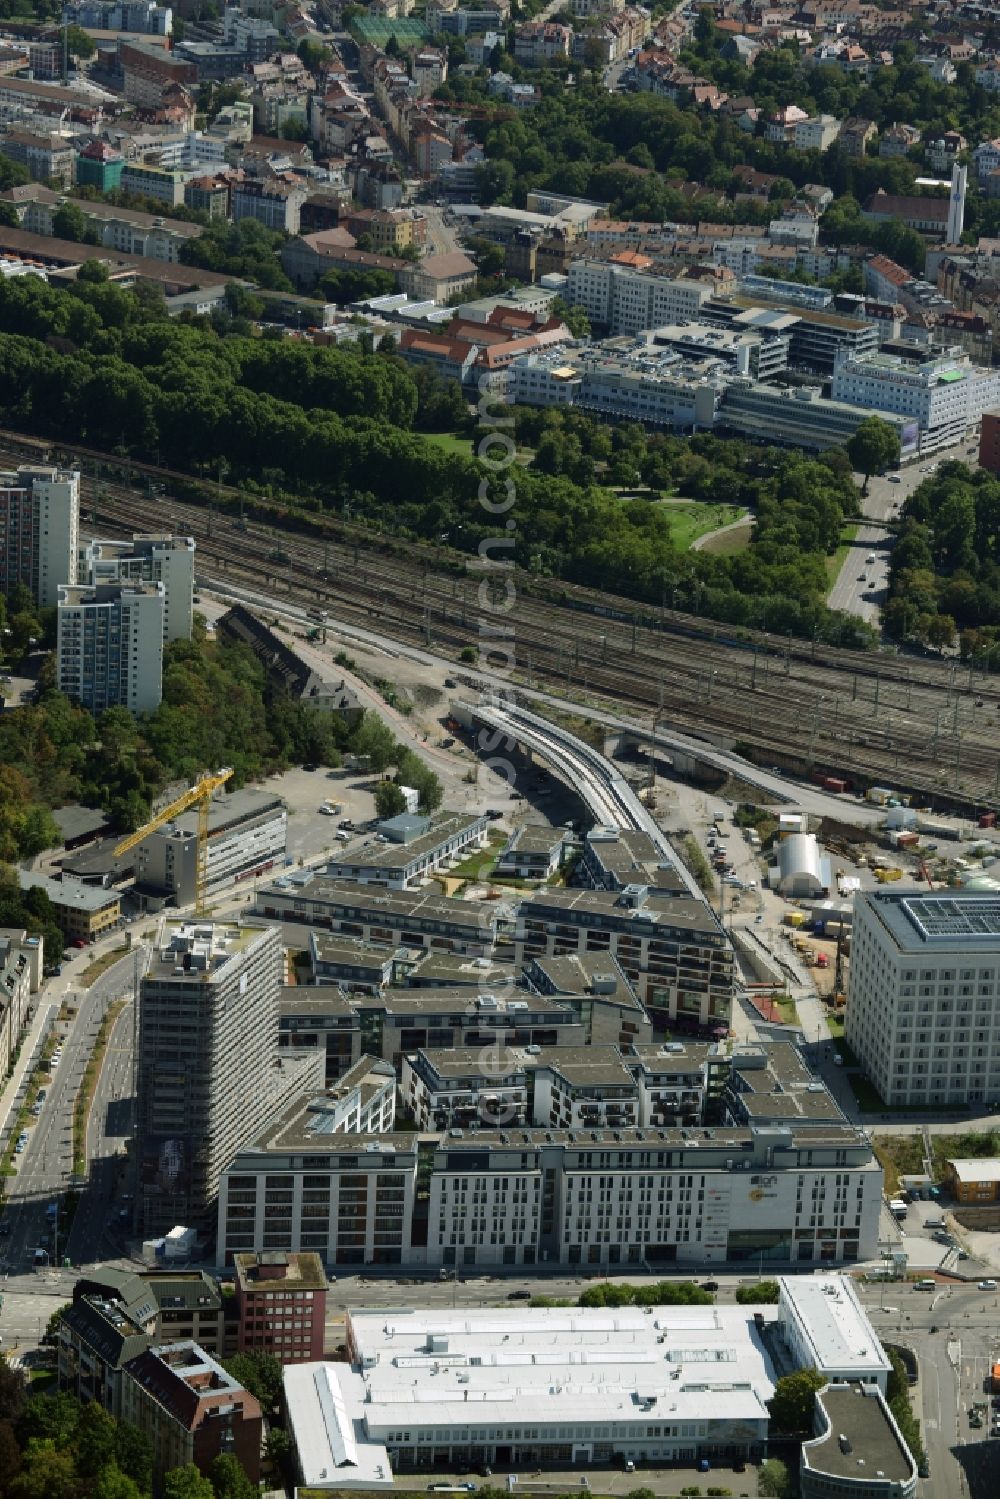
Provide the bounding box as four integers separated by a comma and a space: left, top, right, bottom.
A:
3, 427, 998, 807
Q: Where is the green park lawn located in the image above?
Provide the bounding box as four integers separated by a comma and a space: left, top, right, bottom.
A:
660, 501, 747, 552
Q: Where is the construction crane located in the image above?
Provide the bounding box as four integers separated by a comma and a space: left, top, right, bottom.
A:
918, 858, 935, 890
114, 767, 234, 916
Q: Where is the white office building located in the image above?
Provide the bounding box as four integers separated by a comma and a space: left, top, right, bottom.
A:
57, 581, 165, 715
218, 1117, 883, 1269
831, 348, 1000, 453
566, 258, 713, 335
846, 891, 1000, 1107
285, 1303, 779, 1488
79, 534, 195, 642
777, 1275, 891, 1394
134, 788, 287, 906
0, 465, 79, 608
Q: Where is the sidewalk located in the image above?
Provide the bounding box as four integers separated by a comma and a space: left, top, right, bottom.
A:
0, 998, 57, 1142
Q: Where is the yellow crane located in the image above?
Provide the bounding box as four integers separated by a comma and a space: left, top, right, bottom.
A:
114, 767, 234, 915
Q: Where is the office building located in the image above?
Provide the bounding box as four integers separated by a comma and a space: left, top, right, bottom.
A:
57, 582, 165, 715
79, 534, 195, 641
134, 788, 287, 907
777, 1276, 891, 1393
18, 871, 121, 943
285, 1304, 779, 1488
704, 296, 879, 375
58, 1268, 226, 1414
137, 919, 322, 1237
801, 1384, 918, 1499
831, 348, 1000, 453
218, 1117, 882, 1268
233, 1252, 328, 1364
719, 382, 916, 457
566, 258, 712, 334
845, 891, 1000, 1107
515, 885, 734, 1032
0, 464, 78, 608
121, 1342, 261, 1486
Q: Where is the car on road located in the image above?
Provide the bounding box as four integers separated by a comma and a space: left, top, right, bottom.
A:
71, 938, 87, 949
700, 1280, 719, 1292
507, 1289, 531, 1300
319, 803, 337, 815
888, 474, 901, 483
979, 1280, 997, 1290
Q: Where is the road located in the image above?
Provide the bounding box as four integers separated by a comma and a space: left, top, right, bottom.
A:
421, 205, 463, 259
0, 946, 146, 1350
828, 447, 981, 623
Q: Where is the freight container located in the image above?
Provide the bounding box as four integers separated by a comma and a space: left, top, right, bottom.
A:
980, 812, 997, 829
784, 910, 805, 928
992, 1363, 1000, 1395
822, 776, 848, 793
867, 786, 895, 805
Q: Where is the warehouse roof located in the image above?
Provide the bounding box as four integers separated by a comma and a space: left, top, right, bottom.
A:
946, 1157, 1000, 1184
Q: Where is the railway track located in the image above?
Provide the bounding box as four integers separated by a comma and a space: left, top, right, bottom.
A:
4, 428, 999, 807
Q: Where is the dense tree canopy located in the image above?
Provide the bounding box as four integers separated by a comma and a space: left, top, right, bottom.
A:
885, 463, 1000, 657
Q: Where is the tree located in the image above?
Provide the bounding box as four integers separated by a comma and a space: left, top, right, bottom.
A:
221, 1351, 283, 1411
115, 1422, 153, 1492
65, 23, 97, 58
734, 1279, 780, 1304
767, 1368, 826, 1434
0, 202, 19, 228
164, 1466, 215, 1499
0, 1358, 26, 1425
758, 1457, 794, 1499
374, 778, 407, 819
846, 416, 902, 494
207, 1452, 257, 1499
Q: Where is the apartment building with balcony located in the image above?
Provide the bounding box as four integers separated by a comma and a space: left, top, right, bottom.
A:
0, 464, 78, 608
57, 581, 165, 715
79, 533, 195, 640
514, 885, 734, 1033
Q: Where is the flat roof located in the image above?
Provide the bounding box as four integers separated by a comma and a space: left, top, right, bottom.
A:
804, 1384, 914, 1484
541, 1044, 636, 1087
863, 890, 1000, 950
526, 951, 643, 1007
779, 1276, 890, 1377
327, 810, 483, 871
518, 886, 725, 939
258, 876, 507, 928
18, 870, 120, 912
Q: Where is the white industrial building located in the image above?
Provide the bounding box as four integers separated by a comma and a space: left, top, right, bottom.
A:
134, 787, 287, 907
285, 1304, 779, 1487
57, 581, 165, 715
284, 1282, 890, 1489
79, 533, 195, 642
846, 891, 1000, 1107
0, 464, 79, 608
831, 347, 1000, 453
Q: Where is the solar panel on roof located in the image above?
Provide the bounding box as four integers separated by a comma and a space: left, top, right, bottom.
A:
902, 895, 1000, 940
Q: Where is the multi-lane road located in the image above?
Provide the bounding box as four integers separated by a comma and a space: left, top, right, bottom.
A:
0, 947, 145, 1351
829, 447, 982, 622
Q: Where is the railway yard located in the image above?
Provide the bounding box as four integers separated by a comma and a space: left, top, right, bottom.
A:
7, 427, 1000, 810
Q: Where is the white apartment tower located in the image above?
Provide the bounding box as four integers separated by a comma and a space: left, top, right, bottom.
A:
946, 162, 967, 245
0, 465, 79, 608
845, 890, 1000, 1107
80, 533, 196, 642
57, 581, 165, 715
137, 919, 321, 1238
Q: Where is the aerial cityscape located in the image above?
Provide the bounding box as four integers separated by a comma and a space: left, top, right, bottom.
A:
0, 0, 999, 1496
